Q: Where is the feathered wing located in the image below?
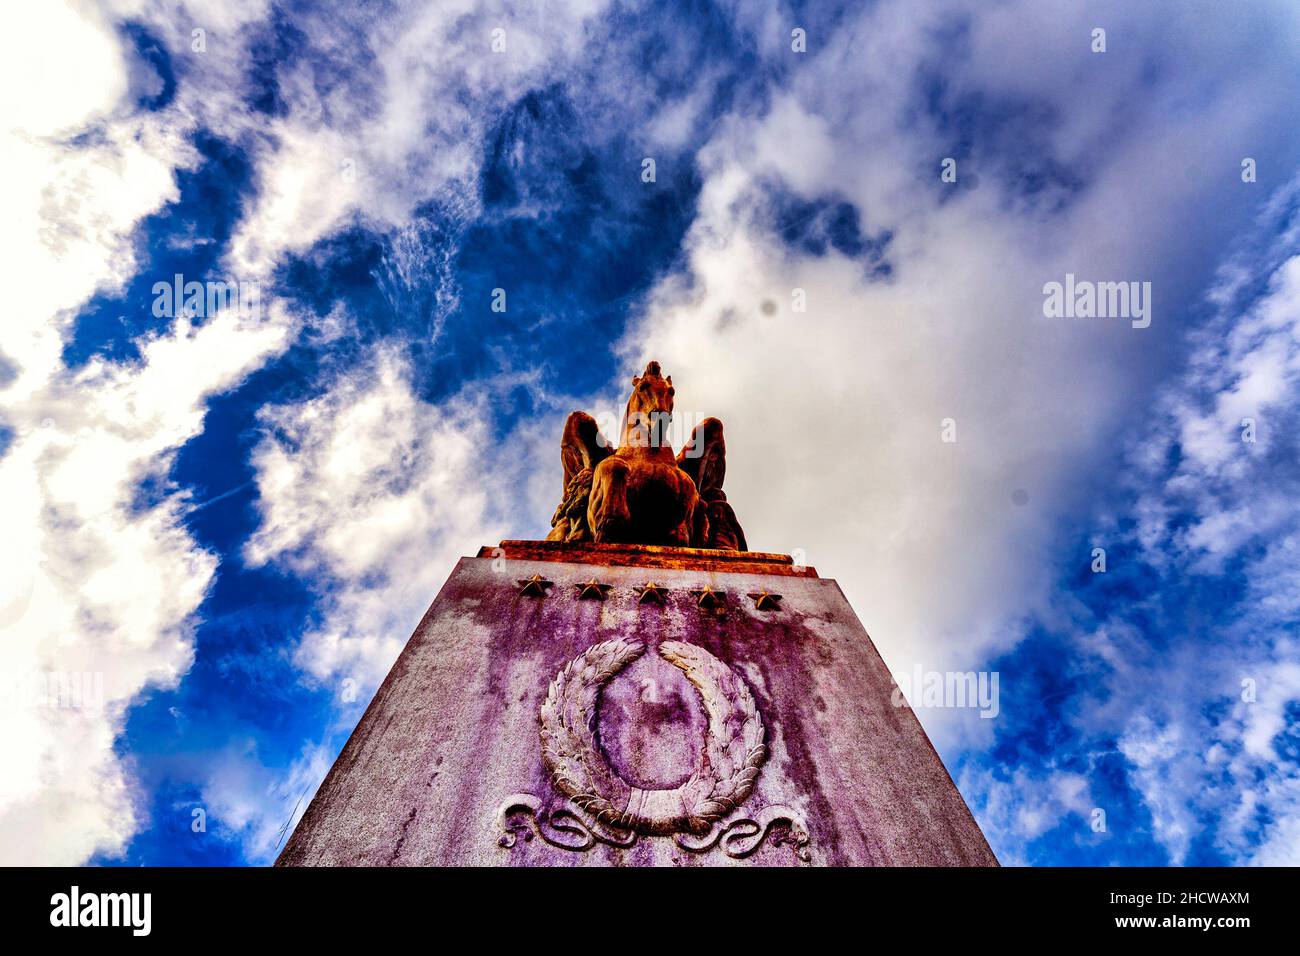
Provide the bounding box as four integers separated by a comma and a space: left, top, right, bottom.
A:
677, 417, 747, 551
547, 411, 613, 542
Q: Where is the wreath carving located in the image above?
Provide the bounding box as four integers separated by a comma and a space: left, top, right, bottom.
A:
541, 638, 766, 836
498, 639, 810, 860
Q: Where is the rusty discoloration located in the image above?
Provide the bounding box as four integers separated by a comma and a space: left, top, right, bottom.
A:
480, 540, 818, 577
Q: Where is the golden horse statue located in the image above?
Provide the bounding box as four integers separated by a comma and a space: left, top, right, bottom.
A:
548, 361, 747, 550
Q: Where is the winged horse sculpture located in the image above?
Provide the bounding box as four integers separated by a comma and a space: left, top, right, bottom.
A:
547, 361, 747, 551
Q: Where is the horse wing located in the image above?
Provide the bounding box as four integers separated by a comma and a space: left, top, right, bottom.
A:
560, 411, 612, 490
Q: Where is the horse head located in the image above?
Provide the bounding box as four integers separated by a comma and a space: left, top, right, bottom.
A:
621, 360, 675, 452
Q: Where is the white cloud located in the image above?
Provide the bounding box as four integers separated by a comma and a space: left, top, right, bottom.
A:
123, 0, 615, 279
244, 347, 506, 687
0, 2, 129, 138
606, 0, 1300, 759
7, 0, 1300, 867
958, 765, 1097, 866
966, 184, 1300, 866
0, 1, 290, 865
0, 0, 614, 863
1114, 230, 1300, 864
196, 737, 332, 864
220, 1, 1300, 866
0, 310, 288, 864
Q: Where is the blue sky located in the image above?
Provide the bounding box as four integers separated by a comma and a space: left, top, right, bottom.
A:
2, 0, 1300, 865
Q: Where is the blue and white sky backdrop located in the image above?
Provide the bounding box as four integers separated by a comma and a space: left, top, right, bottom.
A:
2, 0, 1299, 866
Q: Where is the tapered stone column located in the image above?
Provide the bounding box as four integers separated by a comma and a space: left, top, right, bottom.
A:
278, 541, 997, 866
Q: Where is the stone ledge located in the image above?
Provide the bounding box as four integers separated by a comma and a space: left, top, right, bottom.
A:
475, 540, 819, 577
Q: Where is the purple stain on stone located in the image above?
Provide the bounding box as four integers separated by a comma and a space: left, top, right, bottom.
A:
277, 542, 997, 866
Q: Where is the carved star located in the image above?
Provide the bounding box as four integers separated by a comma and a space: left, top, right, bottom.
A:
748, 590, 783, 611
516, 574, 554, 597
576, 578, 613, 600
635, 582, 668, 604
690, 586, 725, 608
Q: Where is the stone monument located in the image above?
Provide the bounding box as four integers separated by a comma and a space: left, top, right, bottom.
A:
277, 362, 997, 866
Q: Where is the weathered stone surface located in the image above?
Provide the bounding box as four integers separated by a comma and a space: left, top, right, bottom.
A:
278, 543, 997, 866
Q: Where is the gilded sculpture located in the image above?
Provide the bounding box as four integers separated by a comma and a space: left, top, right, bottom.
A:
548, 361, 748, 550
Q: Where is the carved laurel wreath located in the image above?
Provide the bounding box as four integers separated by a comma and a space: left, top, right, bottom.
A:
539, 638, 767, 837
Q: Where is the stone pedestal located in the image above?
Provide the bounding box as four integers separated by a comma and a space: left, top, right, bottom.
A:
277, 542, 997, 866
